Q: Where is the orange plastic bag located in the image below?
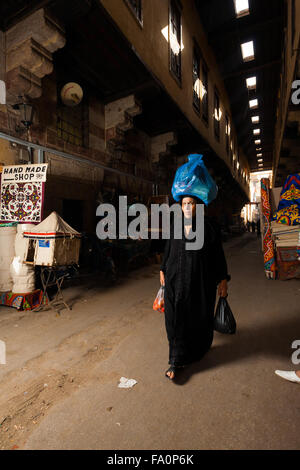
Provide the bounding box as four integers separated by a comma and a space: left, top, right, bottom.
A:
153, 286, 165, 313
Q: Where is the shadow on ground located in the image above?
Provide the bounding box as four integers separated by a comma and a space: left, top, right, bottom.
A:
172, 312, 300, 386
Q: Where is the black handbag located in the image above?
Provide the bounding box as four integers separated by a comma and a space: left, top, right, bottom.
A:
214, 297, 236, 334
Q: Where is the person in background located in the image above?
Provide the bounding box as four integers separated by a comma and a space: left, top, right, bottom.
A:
256, 219, 261, 237
275, 370, 300, 383
251, 220, 256, 233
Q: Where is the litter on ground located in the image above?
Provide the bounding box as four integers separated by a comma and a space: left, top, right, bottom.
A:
118, 377, 138, 389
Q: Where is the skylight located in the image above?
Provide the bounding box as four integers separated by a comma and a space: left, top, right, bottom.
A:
249, 98, 258, 109
255, 139, 261, 144
234, 0, 250, 18
257, 153, 262, 157
241, 41, 254, 62
246, 76, 256, 89
251, 116, 259, 123
253, 128, 260, 135
258, 159, 263, 162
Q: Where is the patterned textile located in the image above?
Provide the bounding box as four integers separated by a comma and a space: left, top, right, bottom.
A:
272, 173, 300, 225
0, 180, 45, 223
0, 289, 46, 310
261, 178, 276, 279
277, 247, 300, 280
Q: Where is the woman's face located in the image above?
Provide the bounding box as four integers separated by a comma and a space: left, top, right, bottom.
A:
181, 197, 196, 219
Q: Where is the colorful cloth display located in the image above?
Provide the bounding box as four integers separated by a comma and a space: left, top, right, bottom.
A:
0, 289, 46, 311
261, 178, 276, 279
0, 180, 45, 223
272, 173, 300, 225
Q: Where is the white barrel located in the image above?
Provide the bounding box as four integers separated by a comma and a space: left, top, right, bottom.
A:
12, 282, 35, 294
17, 224, 33, 234
10, 256, 35, 294
15, 224, 32, 260
0, 226, 17, 292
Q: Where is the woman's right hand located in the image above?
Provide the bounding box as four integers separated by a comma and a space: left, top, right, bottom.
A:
160, 270, 165, 286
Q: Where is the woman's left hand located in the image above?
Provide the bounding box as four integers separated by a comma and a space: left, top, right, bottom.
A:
218, 279, 228, 298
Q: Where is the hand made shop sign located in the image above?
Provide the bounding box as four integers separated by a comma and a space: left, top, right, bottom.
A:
0, 164, 48, 223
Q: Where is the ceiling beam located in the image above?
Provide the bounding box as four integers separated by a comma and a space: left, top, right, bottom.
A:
208, 15, 282, 44
223, 59, 281, 80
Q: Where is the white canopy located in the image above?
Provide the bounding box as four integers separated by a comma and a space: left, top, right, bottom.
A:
24, 211, 81, 238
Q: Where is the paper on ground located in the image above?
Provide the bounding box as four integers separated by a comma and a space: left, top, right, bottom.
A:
118, 377, 138, 388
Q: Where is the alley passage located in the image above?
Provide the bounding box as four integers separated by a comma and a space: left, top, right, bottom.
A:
0, 233, 299, 450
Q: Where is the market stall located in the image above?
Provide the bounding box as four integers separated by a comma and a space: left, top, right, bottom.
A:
262, 173, 300, 280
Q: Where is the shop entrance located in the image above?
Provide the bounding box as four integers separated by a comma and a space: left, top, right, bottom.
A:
62, 199, 84, 232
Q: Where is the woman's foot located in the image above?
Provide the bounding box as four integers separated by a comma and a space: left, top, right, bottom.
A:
165, 365, 185, 380
165, 366, 176, 380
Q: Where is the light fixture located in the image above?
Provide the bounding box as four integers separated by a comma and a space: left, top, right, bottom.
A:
246, 76, 256, 89
12, 98, 34, 133
241, 41, 254, 62
234, 0, 249, 17
255, 139, 261, 144
253, 128, 260, 135
249, 98, 258, 109
251, 116, 259, 123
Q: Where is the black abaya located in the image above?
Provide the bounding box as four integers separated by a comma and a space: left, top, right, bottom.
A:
160, 216, 230, 367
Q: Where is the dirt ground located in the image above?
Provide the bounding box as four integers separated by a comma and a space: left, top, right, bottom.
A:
0, 233, 300, 450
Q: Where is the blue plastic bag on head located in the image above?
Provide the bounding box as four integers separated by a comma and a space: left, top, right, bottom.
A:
171, 154, 218, 205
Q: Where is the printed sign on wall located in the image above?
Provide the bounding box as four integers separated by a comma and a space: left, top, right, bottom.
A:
0, 164, 48, 223
1, 164, 48, 183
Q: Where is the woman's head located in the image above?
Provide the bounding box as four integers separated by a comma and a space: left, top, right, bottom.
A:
181, 196, 202, 219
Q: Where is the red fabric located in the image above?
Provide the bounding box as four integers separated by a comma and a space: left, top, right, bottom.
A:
0, 289, 47, 310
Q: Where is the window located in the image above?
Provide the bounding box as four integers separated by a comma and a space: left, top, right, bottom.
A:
57, 95, 89, 147
230, 140, 234, 165
193, 47, 201, 112
234, 0, 249, 18
241, 41, 254, 62
225, 115, 230, 154
201, 62, 208, 123
125, 0, 143, 24
292, 0, 296, 50
246, 76, 256, 90
214, 89, 220, 139
249, 98, 258, 109
169, 0, 182, 82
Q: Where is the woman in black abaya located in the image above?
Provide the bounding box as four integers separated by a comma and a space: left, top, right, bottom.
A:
160, 196, 230, 380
